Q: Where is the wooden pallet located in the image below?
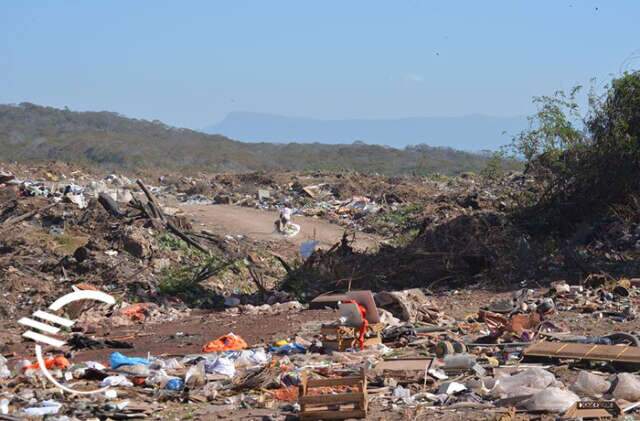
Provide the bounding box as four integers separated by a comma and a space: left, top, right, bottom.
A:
298, 368, 367, 420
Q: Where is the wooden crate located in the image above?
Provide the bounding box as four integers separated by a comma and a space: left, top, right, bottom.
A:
321, 323, 384, 351
298, 368, 367, 420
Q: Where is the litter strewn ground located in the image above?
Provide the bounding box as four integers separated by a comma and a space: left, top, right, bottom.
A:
2, 162, 640, 420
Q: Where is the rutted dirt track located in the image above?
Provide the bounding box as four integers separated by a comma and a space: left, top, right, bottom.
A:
181, 203, 382, 251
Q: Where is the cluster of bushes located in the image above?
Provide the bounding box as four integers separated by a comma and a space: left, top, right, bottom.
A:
508, 71, 640, 234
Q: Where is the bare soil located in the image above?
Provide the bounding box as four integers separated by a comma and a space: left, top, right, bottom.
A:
182, 203, 381, 251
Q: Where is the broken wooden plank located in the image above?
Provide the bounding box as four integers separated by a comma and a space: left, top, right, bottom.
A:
306, 377, 364, 388
299, 392, 364, 405
524, 341, 640, 363
166, 220, 208, 254
1, 202, 58, 227
300, 409, 366, 421
136, 179, 166, 222
376, 358, 432, 371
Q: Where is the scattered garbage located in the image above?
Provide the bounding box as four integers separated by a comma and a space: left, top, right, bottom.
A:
3, 164, 640, 419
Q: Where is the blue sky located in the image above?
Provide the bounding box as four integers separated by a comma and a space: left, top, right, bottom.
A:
1, 1, 639, 129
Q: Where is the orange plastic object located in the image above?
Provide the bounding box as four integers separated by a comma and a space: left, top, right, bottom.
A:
342, 300, 368, 350
121, 303, 151, 321
202, 333, 248, 353
26, 355, 70, 371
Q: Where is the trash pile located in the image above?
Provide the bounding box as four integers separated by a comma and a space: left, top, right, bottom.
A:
164, 171, 470, 235
0, 165, 288, 318
0, 284, 639, 419
5, 162, 640, 419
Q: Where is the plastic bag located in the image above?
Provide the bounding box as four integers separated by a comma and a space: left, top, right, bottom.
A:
25, 355, 70, 371
444, 354, 476, 369
185, 361, 206, 388
300, 241, 319, 259
22, 400, 62, 416
0, 355, 10, 379
146, 370, 171, 388
393, 385, 414, 404
110, 352, 149, 369
570, 371, 611, 398
116, 364, 150, 377
613, 373, 640, 401
100, 375, 133, 387
165, 378, 185, 391
269, 343, 306, 355
235, 349, 269, 368
164, 358, 184, 370
491, 368, 557, 398
205, 357, 235, 377
523, 387, 579, 413
202, 333, 248, 353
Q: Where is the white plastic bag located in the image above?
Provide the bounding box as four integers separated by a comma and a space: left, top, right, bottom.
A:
22, 400, 62, 416
205, 357, 235, 378
185, 361, 206, 388
523, 387, 579, 412
570, 371, 611, 398
491, 368, 557, 398
235, 349, 269, 368
613, 373, 640, 401
100, 375, 133, 388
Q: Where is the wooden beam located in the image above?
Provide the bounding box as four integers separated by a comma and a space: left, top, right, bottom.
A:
299, 392, 364, 406
306, 377, 364, 388
300, 409, 366, 420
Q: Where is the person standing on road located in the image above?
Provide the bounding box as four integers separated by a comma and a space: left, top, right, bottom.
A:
278, 206, 292, 232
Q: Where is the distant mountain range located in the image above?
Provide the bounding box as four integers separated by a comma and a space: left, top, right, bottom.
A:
205, 112, 528, 151
0, 103, 514, 175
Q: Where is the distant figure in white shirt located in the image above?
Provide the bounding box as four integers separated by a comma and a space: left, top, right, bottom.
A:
276, 206, 292, 233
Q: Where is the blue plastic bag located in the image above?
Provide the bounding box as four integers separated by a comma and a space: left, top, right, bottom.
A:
110, 352, 150, 369
165, 378, 185, 391
269, 343, 306, 355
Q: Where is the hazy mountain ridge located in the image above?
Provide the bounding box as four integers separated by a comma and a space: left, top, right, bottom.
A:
0, 103, 503, 175
205, 111, 527, 150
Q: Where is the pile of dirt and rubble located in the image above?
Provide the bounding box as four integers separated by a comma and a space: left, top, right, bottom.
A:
161, 171, 438, 237
3, 162, 640, 419
0, 165, 293, 319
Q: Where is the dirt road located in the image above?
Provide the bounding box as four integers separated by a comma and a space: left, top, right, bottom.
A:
181, 204, 381, 250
